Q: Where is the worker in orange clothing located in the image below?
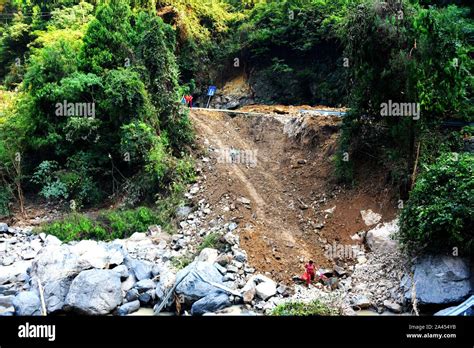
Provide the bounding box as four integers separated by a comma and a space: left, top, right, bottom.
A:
184, 95, 193, 108
302, 260, 316, 287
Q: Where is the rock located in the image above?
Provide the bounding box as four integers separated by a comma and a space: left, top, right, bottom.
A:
0, 261, 31, 285
0, 295, 14, 308
223, 274, 236, 282
383, 300, 402, 313
0, 306, 14, 316
0, 223, 9, 233
128, 232, 147, 241
323, 206, 336, 214
13, 291, 42, 316
65, 269, 122, 315
326, 277, 340, 290
232, 249, 248, 263
30, 239, 43, 252
276, 285, 289, 297
71, 240, 108, 269
366, 219, 399, 252
255, 278, 277, 300
43, 278, 72, 313
216, 254, 232, 266
189, 185, 199, 195
45, 235, 62, 246
226, 265, 239, 273
352, 295, 371, 309
237, 197, 251, 205
176, 206, 192, 220
29, 245, 81, 283
126, 289, 139, 302
154, 266, 176, 306
231, 260, 243, 269
360, 209, 382, 226
228, 222, 238, 232
334, 265, 347, 276
2, 256, 14, 266
401, 255, 472, 306
244, 267, 255, 274
125, 257, 152, 281
134, 279, 156, 292
121, 274, 137, 293
242, 282, 256, 304
175, 261, 224, 304
112, 265, 129, 280
223, 232, 239, 246
104, 244, 126, 266
21, 250, 37, 260
138, 292, 152, 305
116, 300, 140, 316
191, 291, 231, 316
197, 248, 218, 264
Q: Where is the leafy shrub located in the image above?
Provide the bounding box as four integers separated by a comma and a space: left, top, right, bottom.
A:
42, 213, 108, 242
399, 152, 474, 254
42, 206, 163, 242
271, 300, 338, 316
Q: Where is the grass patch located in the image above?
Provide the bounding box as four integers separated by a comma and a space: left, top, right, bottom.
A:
170, 255, 194, 270
271, 300, 338, 316
197, 232, 225, 253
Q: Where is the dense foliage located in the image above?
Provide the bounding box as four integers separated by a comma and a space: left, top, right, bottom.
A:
1, 1, 194, 217
399, 153, 473, 254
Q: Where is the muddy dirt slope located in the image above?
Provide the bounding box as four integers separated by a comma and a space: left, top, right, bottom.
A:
190, 108, 397, 284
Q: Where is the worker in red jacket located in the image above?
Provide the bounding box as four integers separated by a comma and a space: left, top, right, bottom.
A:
184, 95, 193, 109
302, 260, 316, 287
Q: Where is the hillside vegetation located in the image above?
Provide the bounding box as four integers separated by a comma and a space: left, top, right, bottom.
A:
0, 0, 472, 254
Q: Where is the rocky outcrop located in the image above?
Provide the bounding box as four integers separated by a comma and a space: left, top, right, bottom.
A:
64, 269, 122, 315
191, 291, 231, 316
175, 261, 224, 304
401, 255, 472, 306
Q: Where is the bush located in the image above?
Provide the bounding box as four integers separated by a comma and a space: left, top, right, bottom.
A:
271, 300, 337, 316
41, 213, 108, 242
399, 152, 474, 254
42, 206, 163, 242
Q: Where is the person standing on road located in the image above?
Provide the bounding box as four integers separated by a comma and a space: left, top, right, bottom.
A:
184, 95, 193, 109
